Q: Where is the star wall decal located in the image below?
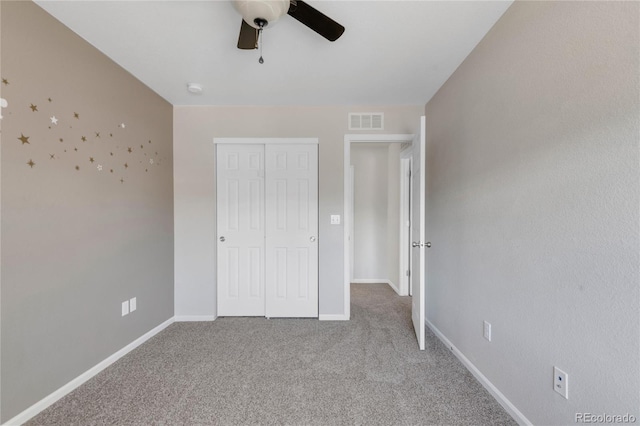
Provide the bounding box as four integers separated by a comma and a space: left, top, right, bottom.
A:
120, 178, 124, 184
2, 78, 8, 85
75, 165, 80, 171
30, 104, 38, 112
149, 159, 154, 164
110, 169, 114, 173
97, 165, 103, 171
49, 154, 55, 159
48, 98, 52, 102
81, 136, 87, 142
95, 132, 100, 138
18, 134, 30, 145
140, 145, 144, 149
73, 112, 79, 119
124, 163, 128, 169
119, 123, 126, 128
89, 157, 95, 163
50, 116, 58, 125
59, 138, 64, 143
127, 147, 133, 153
27, 159, 35, 168
74, 147, 78, 152
110, 152, 114, 156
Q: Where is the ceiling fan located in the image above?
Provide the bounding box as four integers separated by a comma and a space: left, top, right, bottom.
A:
232, 0, 345, 50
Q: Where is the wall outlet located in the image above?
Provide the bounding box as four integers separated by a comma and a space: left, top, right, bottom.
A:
483, 320, 492, 342
331, 215, 341, 225
121, 300, 129, 316
129, 297, 137, 312
554, 366, 569, 399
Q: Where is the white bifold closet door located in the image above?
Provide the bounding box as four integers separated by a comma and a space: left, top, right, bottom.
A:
217, 143, 318, 318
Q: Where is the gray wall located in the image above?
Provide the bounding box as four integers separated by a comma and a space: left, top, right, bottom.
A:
424, 1, 639, 424
1, 2, 174, 421
174, 106, 422, 317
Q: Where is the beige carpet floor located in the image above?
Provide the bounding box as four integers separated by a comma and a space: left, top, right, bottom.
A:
28, 284, 516, 425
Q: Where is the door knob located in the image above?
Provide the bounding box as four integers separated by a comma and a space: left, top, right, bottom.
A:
412, 241, 432, 248
310, 236, 317, 242
219, 236, 225, 242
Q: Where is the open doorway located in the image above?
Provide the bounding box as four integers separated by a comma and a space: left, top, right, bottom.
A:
343, 134, 415, 319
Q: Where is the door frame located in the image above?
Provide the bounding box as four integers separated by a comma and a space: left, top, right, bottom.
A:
399, 146, 413, 296
343, 134, 415, 319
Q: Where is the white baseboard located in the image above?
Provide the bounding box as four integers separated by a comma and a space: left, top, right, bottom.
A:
3, 317, 175, 426
425, 319, 532, 426
318, 314, 349, 321
352, 279, 402, 296
174, 315, 217, 322
386, 280, 401, 295
351, 278, 387, 284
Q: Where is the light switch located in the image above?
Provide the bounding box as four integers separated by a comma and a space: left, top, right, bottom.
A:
121, 300, 129, 316
331, 215, 341, 225
130, 297, 137, 312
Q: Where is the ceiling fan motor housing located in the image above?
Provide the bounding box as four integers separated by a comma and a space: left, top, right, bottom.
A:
232, 0, 290, 29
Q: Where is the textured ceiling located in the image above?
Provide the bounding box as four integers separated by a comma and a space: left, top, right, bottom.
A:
35, 0, 513, 106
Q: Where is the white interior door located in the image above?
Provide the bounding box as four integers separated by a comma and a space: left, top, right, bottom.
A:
217, 144, 265, 316
411, 116, 427, 350
265, 144, 319, 318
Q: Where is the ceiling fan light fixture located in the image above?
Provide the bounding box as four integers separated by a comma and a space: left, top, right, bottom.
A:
232, 0, 289, 29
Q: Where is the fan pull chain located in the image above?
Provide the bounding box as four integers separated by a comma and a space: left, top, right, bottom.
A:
258, 27, 264, 64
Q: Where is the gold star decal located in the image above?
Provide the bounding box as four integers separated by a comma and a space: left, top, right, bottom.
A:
145, 169, 148, 172
75, 165, 80, 171
48, 97, 52, 102
120, 178, 124, 184
110, 169, 114, 173
29, 104, 38, 112
148, 140, 152, 144
127, 147, 133, 153
18, 134, 30, 145
95, 132, 100, 138
1, 78, 8, 85
74, 112, 79, 119
27, 159, 35, 168
49, 154, 56, 159
74, 147, 78, 152
109, 133, 113, 137
59, 138, 64, 143
81, 136, 87, 142
124, 163, 129, 169
89, 157, 95, 163
110, 152, 114, 156
140, 145, 144, 149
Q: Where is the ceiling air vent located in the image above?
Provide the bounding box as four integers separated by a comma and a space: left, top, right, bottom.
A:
349, 113, 384, 131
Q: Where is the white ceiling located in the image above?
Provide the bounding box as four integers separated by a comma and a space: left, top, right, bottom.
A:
35, 0, 512, 106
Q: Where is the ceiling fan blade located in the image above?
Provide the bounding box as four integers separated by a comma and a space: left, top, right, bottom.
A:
237, 19, 258, 50
287, 0, 345, 42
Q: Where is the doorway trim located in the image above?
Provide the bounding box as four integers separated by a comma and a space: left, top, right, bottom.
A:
343, 134, 415, 319
399, 146, 413, 296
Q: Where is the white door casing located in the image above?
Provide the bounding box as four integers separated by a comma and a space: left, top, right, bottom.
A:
216, 144, 266, 316
265, 144, 319, 317
411, 116, 427, 350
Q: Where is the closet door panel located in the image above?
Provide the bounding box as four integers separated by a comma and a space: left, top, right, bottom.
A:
265, 144, 318, 318
217, 144, 265, 316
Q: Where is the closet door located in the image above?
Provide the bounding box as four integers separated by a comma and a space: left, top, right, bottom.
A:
216, 144, 265, 316
265, 144, 319, 318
